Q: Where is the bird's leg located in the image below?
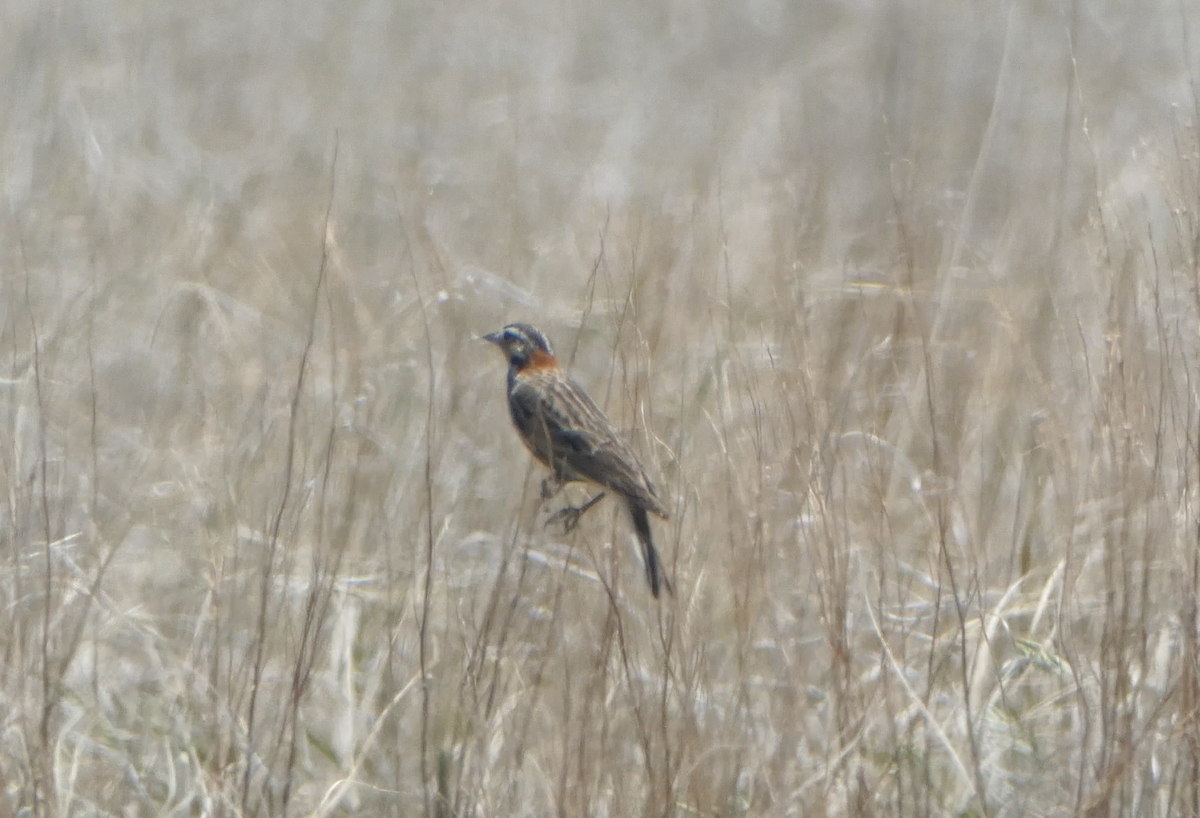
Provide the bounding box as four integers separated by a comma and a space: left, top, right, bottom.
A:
540, 473, 566, 502
545, 492, 606, 533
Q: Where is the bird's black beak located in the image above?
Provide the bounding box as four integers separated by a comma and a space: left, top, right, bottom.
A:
483, 331, 503, 345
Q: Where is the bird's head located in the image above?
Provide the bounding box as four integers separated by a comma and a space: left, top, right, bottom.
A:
483, 323, 556, 370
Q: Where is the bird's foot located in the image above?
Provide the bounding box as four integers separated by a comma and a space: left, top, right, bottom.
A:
545, 492, 606, 533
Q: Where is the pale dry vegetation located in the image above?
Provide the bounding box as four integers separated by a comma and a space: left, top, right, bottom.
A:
3, 1, 1200, 816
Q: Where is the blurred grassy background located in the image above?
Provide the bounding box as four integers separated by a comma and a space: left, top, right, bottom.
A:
2, 0, 1199, 815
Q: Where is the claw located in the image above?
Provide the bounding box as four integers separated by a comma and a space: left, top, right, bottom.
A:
545, 492, 606, 532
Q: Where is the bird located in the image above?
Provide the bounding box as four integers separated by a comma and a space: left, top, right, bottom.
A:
483, 323, 673, 597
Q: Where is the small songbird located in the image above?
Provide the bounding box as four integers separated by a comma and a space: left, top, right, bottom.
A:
484, 323, 673, 597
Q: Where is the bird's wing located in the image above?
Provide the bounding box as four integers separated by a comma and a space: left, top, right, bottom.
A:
561, 429, 669, 517
521, 372, 669, 517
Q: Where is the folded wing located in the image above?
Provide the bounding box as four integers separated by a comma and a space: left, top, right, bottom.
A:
511, 371, 669, 518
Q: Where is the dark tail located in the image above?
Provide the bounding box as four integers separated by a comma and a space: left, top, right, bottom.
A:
628, 501, 673, 598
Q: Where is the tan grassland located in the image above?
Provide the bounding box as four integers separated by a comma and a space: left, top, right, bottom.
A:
3, 1, 1200, 816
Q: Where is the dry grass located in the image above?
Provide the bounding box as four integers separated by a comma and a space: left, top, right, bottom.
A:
3, 1, 1200, 816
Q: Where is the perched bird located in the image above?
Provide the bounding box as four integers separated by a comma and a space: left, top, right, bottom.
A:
483, 323, 673, 597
